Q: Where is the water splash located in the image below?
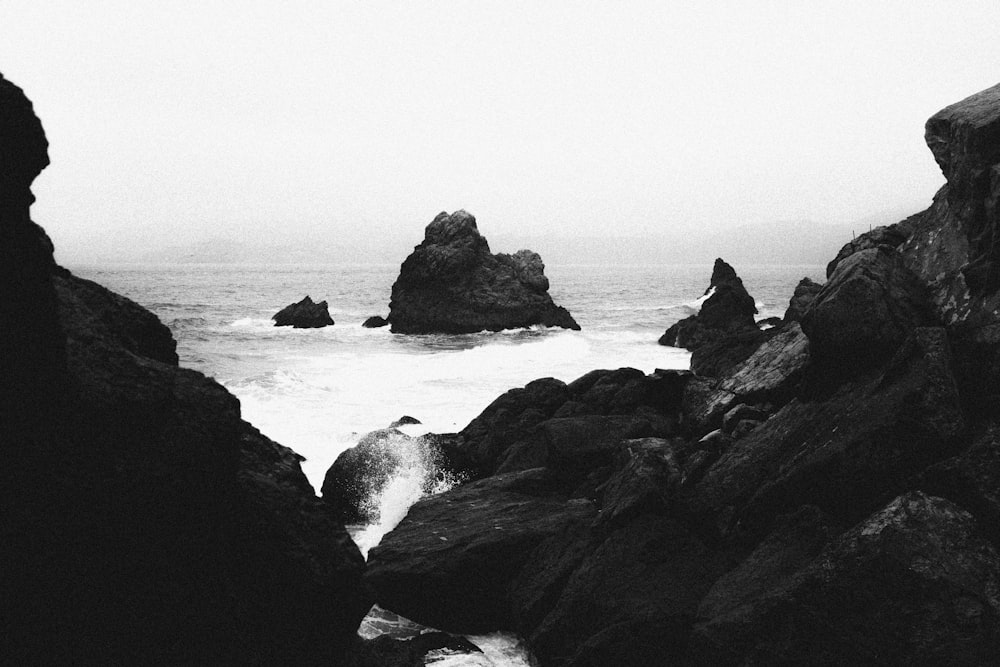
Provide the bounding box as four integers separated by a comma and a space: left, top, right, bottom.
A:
349, 430, 463, 559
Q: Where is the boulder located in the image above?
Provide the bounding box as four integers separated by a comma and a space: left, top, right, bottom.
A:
321, 426, 449, 524
825, 214, 921, 278
365, 468, 598, 633
801, 246, 934, 370
387, 210, 579, 333
272, 295, 334, 328
689, 493, 1000, 665
363, 315, 389, 328
782, 276, 824, 322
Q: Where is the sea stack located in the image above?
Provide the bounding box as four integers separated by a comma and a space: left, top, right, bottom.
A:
387, 210, 580, 334
272, 295, 334, 328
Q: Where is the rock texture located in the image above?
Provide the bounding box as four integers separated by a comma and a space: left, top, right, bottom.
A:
361, 82, 1000, 666
387, 210, 580, 334
273, 295, 335, 328
0, 73, 369, 664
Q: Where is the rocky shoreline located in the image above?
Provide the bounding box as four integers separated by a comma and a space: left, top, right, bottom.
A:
5, 68, 1000, 665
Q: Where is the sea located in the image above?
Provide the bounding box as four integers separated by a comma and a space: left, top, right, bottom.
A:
72, 261, 825, 665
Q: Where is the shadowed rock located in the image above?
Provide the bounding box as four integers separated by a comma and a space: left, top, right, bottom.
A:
387, 210, 579, 334
783, 276, 824, 322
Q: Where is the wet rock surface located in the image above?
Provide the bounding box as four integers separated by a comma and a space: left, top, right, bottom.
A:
387, 210, 579, 334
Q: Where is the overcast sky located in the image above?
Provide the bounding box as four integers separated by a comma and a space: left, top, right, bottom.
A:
3, 1, 1000, 263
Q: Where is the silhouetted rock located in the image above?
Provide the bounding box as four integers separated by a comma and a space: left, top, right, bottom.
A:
387, 210, 580, 333
363, 315, 389, 328
0, 73, 369, 664
273, 295, 334, 328
783, 276, 824, 322
659, 258, 764, 376
389, 415, 421, 427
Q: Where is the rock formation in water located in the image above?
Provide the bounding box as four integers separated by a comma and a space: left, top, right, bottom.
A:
357, 82, 1000, 665
387, 210, 580, 334
362, 315, 389, 328
659, 258, 768, 376
0, 72, 369, 664
273, 295, 335, 327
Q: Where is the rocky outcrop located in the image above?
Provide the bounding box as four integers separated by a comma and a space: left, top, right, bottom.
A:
361, 83, 1000, 666
0, 73, 369, 663
273, 295, 335, 328
659, 258, 765, 376
387, 210, 580, 334
363, 315, 389, 328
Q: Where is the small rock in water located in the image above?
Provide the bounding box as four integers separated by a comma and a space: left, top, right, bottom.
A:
272, 295, 335, 328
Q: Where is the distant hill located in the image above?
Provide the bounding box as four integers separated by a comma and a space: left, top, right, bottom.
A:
65, 206, 925, 268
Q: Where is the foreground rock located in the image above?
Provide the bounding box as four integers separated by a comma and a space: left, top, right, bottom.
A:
273, 295, 335, 328
1, 73, 369, 663
387, 210, 580, 334
689, 493, 1000, 664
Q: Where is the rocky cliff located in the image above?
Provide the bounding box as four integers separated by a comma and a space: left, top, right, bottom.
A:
0, 72, 370, 664
356, 82, 1000, 665
387, 210, 580, 334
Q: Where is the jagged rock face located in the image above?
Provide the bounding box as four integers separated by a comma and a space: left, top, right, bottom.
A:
0, 74, 369, 663
387, 210, 580, 334
273, 295, 335, 328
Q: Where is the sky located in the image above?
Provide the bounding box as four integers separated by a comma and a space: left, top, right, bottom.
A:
3, 1, 1000, 264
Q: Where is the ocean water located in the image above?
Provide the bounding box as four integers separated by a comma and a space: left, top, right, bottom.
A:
73, 260, 824, 664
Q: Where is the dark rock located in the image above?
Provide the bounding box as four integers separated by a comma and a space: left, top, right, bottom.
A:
825, 215, 921, 278
387, 210, 579, 333
363, 315, 389, 328
389, 415, 421, 427
782, 276, 824, 321
801, 246, 934, 371
682, 323, 809, 435
695, 327, 966, 535
365, 468, 598, 633
721, 404, 769, 433
689, 327, 768, 377
919, 427, 1000, 546
53, 269, 178, 365
0, 74, 369, 663
659, 258, 758, 349
691, 493, 1000, 665
527, 514, 728, 667
898, 82, 1000, 321
688, 505, 839, 663
272, 295, 334, 328
595, 438, 683, 530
